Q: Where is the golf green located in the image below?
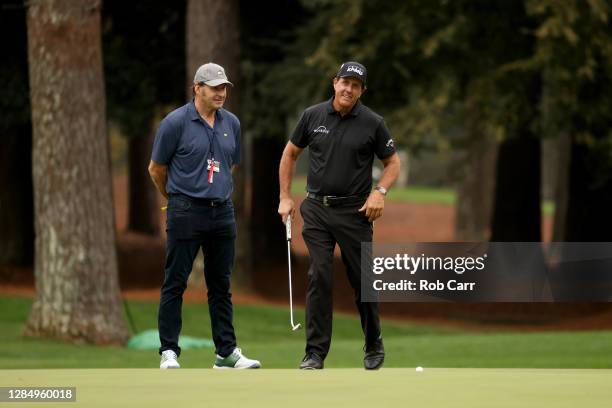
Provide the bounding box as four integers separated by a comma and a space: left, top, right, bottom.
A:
2, 368, 611, 407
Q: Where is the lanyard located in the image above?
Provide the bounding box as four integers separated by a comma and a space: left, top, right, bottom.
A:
204, 116, 215, 159
203, 115, 218, 184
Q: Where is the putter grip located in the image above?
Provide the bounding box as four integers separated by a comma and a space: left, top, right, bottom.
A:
286, 215, 292, 241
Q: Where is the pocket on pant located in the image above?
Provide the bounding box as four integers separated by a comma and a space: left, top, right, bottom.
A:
299, 199, 306, 215
168, 196, 191, 212
166, 210, 195, 239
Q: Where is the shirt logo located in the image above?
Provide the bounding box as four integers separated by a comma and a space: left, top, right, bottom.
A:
347, 65, 364, 75
313, 126, 330, 134
386, 139, 394, 148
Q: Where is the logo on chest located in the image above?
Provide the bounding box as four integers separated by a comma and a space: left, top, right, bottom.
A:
313, 125, 330, 134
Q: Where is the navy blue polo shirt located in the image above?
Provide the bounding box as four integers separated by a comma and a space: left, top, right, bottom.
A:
290, 98, 395, 197
151, 101, 241, 199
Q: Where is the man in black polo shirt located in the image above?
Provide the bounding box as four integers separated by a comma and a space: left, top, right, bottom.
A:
278, 61, 401, 370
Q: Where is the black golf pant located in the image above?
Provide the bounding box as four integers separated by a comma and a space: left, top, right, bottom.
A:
300, 197, 381, 359
158, 194, 237, 358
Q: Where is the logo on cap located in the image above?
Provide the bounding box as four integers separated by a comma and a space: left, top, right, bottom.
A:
347, 65, 364, 76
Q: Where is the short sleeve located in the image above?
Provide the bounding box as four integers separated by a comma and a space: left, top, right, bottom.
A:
151, 118, 179, 164
290, 111, 310, 148
233, 119, 241, 165
374, 119, 396, 159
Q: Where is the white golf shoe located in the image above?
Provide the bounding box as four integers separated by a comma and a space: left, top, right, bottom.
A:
213, 347, 261, 369
160, 350, 180, 369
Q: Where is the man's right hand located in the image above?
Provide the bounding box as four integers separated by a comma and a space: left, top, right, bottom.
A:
278, 198, 295, 224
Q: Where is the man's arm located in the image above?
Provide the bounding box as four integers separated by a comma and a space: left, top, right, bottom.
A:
148, 160, 168, 199
359, 152, 401, 222
278, 141, 304, 223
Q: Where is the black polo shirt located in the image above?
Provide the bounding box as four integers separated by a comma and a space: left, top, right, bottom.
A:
290, 97, 396, 197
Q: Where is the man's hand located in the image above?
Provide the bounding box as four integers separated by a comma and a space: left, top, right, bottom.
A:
278, 198, 295, 224
359, 189, 385, 222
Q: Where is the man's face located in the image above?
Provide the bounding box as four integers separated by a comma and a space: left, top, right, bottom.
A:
195, 83, 227, 110
333, 77, 365, 110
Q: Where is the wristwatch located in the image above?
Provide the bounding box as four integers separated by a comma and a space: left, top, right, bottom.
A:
375, 186, 387, 195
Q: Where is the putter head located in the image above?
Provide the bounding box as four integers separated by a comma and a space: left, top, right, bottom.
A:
291, 323, 301, 331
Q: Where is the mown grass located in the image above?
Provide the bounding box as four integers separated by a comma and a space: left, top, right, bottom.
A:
3, 368, 612, 408
1, 295, 611, 369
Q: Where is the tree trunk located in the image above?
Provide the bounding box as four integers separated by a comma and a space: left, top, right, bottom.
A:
251, 138, 285, 266
185, 0, 251, 287
455, 107, 498, 241
551, 132, 570, 241
0, 123, 34, 266
24, 0, 128, 345
127, 127, 159, 235
490, 133, 541, 241
0, 3, 34, 267
564, 138, 612, 241
185, 0, 240, 112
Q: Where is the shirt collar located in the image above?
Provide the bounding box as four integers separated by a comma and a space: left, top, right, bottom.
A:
327, 97, 362, 117
189, 100, 224, 122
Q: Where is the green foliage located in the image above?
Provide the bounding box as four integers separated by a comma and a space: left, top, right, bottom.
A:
102, 1, 186, 139
527, 0, 612, 137
240, 1, 318, 140
242, 0, 612, 164
0, 0, 30, 131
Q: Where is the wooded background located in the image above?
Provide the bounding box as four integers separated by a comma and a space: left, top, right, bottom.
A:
1, 0, 612, 344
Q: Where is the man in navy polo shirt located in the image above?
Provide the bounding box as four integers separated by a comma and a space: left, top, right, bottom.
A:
149, 63, 260, 370
278, 61, 401, 370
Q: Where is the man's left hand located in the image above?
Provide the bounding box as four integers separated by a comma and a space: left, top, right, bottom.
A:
359, 189, 385, 222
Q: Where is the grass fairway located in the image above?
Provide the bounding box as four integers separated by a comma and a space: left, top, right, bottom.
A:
2, 368, 611, 407
3, 296, 612, 369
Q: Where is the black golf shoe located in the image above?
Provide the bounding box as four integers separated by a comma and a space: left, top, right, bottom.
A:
299, 353, 324, 370
364, 339, 385, 370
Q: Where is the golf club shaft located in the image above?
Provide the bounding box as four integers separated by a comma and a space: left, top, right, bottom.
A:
286, 214, 300, 329
287, 240, 296, 327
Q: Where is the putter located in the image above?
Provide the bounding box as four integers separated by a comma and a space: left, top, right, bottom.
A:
286, 214, 301, 331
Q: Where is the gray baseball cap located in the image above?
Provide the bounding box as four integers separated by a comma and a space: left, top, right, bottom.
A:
193, 63, 233, 87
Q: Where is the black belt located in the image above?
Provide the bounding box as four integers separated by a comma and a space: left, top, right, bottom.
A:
170, 194, 228, 207
306, 192, 367, 207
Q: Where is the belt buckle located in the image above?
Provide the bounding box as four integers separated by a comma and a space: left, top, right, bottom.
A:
323, 195, 335, 207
